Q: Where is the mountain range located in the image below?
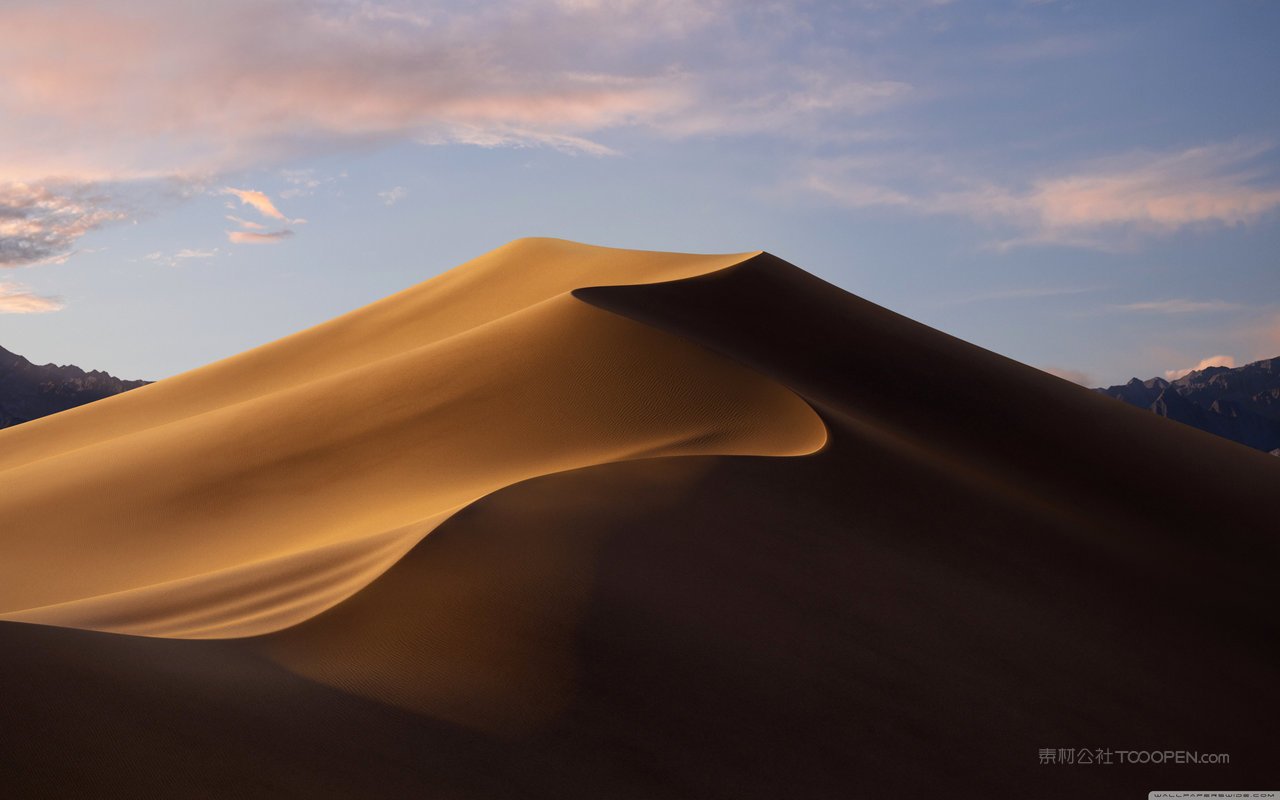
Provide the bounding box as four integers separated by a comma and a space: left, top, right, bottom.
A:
0, 345, 148, 429
1096, 357, 1280, 455
6, 341, 1279, 462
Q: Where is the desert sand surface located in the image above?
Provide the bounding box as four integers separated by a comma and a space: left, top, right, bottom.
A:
0, 239, 1276, 798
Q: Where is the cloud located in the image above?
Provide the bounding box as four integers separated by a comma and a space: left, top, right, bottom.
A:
0, 182, 127, 267
0, 2, 913, 183
0, 2, 911, 269
144, 248, 221, 267
0, 280, 64, 313
0, 1, 702, 182
1028, 143, 1280, 233
1040, 366, 1094, 387
224, 188, 289, 222
1109, 299, 1240, 314
1164, 354, 1236, 381
653, 69, 910, 141
227, 230, 294, 245
226, 215, 266, 231
805, 142, 1280, 249
279, 168, 345, 199
222, 187, 297, 245
378, 186, 409, 206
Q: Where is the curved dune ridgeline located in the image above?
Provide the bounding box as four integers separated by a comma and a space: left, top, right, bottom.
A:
0, 240, 826, 638
0, 239, 1276, 799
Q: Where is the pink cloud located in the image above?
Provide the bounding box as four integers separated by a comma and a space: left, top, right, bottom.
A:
0, 2, 700, 182
1029, 143, 1280, 232
222, 188, 298, 245
1164, 355, 1236, 381
227, 230, 293, 245
0, 280, 64, 313
224, 188, 288, 221
1110, 299, 1239, 314
226, 215, 266, 231
806, 142, 1280, 249
0, 2, 912, 267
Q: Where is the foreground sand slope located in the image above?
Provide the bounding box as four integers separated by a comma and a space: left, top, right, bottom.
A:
0, 241, 1276, 798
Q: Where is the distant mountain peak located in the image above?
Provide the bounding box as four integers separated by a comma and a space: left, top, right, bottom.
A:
0, 346, 149, 429
1097, 355, 1280, 453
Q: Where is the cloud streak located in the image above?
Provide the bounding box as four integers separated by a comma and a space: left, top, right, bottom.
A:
145, 248, 222, 267
0, 2, 915, 181
1165, 355, 1236, 381
0, 1, 926, 275
223, 187, 297, 244
224, 188, 290, 222
2, 2, 901, 268
1110, 299, 1240, 314
0, 1, 696, 181
0, 182, 127, 267
227, 230, 294, 245
806, 142, 1280, 249
378, 186, 409, 206
0, 281, 64, 313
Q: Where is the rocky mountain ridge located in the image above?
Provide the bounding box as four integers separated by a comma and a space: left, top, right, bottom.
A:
1096, 356, 1280, 454
0, 345, 149, 428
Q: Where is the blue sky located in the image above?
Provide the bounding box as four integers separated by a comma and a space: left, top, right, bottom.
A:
1, 0, 1278, 386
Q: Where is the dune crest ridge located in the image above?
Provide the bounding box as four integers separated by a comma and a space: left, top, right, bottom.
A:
0, 239, 827, 639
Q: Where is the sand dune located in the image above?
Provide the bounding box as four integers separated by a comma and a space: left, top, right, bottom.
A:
0, 239, 1276, 798
0, 240, 824, 637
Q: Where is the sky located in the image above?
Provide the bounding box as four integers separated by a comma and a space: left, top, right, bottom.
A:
1, 0, 1278, 387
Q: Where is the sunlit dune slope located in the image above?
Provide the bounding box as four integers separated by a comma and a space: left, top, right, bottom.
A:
0, 239, 825, 638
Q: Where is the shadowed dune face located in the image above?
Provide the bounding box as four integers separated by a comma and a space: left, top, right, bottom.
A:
244, 250, 1278, 794
0, 240, 825, 638
0, 239, 1276, 798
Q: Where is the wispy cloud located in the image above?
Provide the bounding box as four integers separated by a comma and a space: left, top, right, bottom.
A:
0, 182, 127, 267
0, 2, 915, 272
1027, 142, 1280, 234
227, 230, 294, 245
378, 186, 409, 206
0, 2, 915, 182
0, 1, 698, 182
1109, 299, 1240, 314
224, 188, 290, 222
225, 215, 266, 231
223, 187, 297, 244
144, 248, 222, 267
1165, 354, 1235, 381
805, 142, 1280, 250
0, 280, 64, 313
279, 168, 345, 199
